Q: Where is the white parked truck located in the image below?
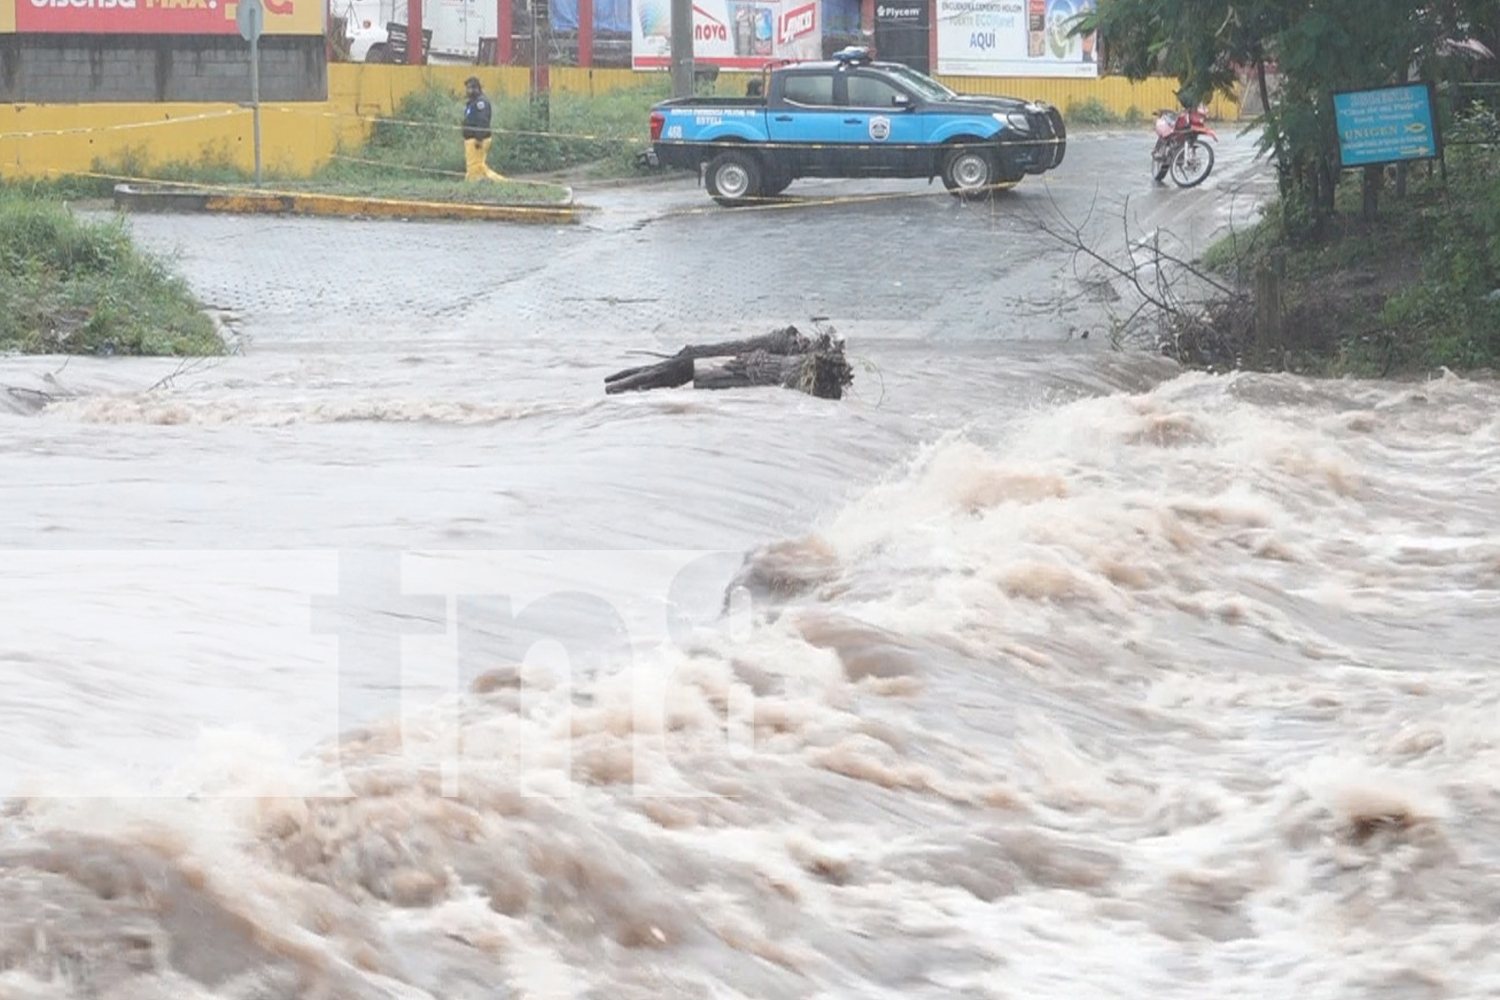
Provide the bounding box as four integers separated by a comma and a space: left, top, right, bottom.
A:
332, 0, 498, 64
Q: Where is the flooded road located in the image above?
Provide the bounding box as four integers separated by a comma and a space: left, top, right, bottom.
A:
5, 130, 1500, 1000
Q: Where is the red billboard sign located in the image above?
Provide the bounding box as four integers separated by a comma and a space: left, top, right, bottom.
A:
15, 0, 319, 35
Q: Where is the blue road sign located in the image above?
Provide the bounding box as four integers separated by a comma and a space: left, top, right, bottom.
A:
1333, 83, 1439, 169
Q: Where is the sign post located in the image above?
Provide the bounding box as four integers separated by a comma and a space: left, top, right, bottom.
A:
1332, 82, 1441, 170
236, 0, 264, 188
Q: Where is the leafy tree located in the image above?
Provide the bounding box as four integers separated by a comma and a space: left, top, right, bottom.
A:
1086, 0, 1499, 235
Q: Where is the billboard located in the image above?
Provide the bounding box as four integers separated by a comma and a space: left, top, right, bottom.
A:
936, 0, 1097, 78
632, 0, 822, 70
13, 0, 323, 35
554, 0, 632, 33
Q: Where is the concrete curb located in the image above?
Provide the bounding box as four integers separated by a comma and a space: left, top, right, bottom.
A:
111, 183, 584, 225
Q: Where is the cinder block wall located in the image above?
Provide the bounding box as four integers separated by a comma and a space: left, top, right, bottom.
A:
0, 35, 327, 103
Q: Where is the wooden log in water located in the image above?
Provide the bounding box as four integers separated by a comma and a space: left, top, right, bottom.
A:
603, 325, 852, 400
604, 325, 813, 394
669, 325, 813, 361
692, 349, 852, 400
602, 354, 694, 394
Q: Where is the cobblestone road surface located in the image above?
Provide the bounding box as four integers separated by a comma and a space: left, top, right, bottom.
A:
117, 128, 1274, 353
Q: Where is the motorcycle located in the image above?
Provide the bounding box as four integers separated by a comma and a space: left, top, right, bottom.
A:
1151, 101, 1217, 188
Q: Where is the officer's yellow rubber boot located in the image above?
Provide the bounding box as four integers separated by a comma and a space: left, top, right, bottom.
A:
465, 138, 507, 182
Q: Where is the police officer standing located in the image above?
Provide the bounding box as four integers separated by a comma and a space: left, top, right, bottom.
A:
462, 76, 506, 182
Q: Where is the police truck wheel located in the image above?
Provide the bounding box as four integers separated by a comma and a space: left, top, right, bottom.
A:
706, 151, 762, 207
761, 167, 794, 198
942, 146, 996, 200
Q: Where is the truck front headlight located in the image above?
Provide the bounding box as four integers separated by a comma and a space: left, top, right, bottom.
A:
993, 111, 1032, 132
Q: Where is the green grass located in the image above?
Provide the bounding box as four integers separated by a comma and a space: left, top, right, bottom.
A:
1062, 98, 1148, 127
4, 141, 253, 202
19, 80, 674, 202
333, 79, 671, 184
72, 131, 575, 206
1064, 97, 1119, 125
268, 172, 573, 205
0, 191, 225, 357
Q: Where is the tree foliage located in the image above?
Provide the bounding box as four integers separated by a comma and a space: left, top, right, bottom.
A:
1088, 0, 1500, 235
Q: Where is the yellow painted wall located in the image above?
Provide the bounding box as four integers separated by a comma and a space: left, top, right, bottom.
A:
936, 75, 1240, 121
0, 0, 14, 33
0, 63, 1245, 182
328, 64, 666, 109
338, 64, 1244, 123
0, 103, 364, 182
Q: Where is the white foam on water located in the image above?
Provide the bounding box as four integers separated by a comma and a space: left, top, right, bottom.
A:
5, 359, 1500, 998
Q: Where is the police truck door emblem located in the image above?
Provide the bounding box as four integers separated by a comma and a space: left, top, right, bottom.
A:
869, 116, 891, 141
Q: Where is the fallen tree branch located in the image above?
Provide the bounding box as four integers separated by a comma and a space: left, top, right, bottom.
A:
1017, 185, 1258, 366
145, 356, 225, 393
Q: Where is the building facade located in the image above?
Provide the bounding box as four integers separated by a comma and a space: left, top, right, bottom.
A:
0, 0, 328, 102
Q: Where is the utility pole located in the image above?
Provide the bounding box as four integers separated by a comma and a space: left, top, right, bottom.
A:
670, 0, 694, 98
530, 0, 551, 126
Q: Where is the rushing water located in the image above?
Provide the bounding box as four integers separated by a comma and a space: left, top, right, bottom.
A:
3, 191, 1500, 999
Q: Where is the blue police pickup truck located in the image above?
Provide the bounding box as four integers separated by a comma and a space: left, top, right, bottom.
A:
643, 47, 1067, 207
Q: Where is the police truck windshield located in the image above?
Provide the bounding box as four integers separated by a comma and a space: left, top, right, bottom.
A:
882, 65, 958, 102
